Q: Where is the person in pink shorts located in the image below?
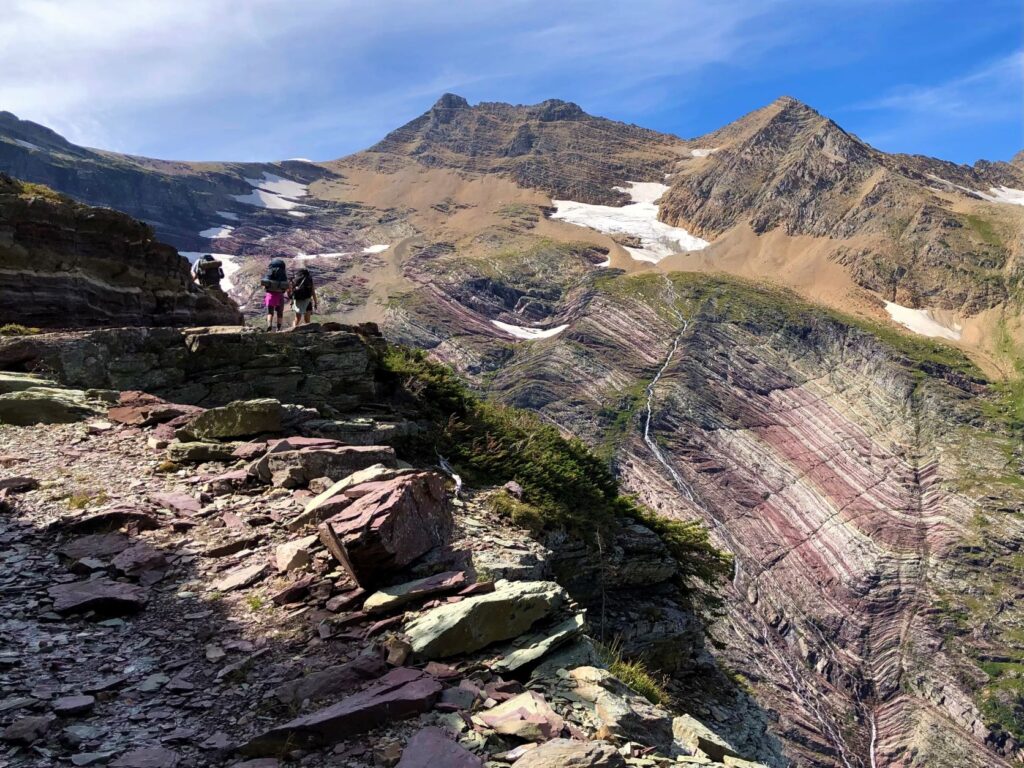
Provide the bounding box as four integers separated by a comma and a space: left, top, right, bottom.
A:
261, 258, 289, 332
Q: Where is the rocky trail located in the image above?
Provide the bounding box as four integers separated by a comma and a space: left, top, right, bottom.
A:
0, 325, 770, 768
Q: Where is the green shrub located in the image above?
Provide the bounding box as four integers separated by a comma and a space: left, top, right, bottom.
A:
597, 638, 668, 705
0, 323, 40, 336
380, 346, 732, 597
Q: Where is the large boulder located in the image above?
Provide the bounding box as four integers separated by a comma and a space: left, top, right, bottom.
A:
319, 472, 451, 588
403, 580, 567, 659
0, 386, 104, 425
242, 668, 441, 755
510, 739, 625, 767
250, 439, 397, 488
568, 666, 675, 754
177, 398, 283, 440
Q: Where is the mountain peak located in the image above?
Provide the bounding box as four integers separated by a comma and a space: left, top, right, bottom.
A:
431, 93, 470, 111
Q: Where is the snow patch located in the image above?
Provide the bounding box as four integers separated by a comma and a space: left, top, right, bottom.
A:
983, 186, 1024, 207
295, 252, 349, 260
690, 148, 717, 157
13, 138, 41, 151
362, 244, 390, 254
551, 181, 709, 263
199, 225, 234, 239
233, 172, 308, 211
287, 210, 308, 218
491, 320, 569, 340
181, 251, 241, 293
287, 158, 314, 163
884, 302, 961, 341
215, 211, 239, 221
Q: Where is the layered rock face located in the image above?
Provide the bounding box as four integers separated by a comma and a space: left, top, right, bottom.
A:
0, 175, 241, 328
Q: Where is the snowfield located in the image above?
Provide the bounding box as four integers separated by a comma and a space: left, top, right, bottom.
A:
216, 211, 239, 221
199, 225, 234, 239
884, 302, 962, 341
362, 244, 390, 254
13, 139, 41, 151
233, 172, 308, 211
296, 252, 349, 260
551, 182, 709, 263
181, 252, 241, 293
690, 148, 717, 157
981, 186, 1024, 206
491, 320, 569, 340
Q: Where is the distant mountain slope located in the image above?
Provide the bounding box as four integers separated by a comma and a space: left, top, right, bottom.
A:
361, 93, 687, 205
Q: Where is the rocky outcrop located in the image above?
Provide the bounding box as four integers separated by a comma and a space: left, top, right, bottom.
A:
0, 174, 241, 328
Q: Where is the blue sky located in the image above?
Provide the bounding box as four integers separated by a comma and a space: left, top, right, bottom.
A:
0, 0, 1020, 164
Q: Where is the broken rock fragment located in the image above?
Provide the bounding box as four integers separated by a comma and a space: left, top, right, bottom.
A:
403, 579, 567, 659
48, 578, 148, 615
395, 726, 483, 768
177, 398, 283, 441
475, 691, 564, 741
318, 471, 451, 588
510, 738, 625, 767
243, 667, 441, 755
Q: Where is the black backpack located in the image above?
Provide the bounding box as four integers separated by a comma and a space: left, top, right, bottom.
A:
261, 258, 288, 291
293, 268, 313, 300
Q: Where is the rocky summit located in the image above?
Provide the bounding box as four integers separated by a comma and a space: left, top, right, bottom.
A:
0, 87, 1022, 768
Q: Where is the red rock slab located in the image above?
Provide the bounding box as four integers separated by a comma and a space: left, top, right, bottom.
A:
54, 508, 160, 535
108, 392, 201, 427
396, 726, 483, 768
242, 667, 441, 755
150, 492, 201, 517
318, 472, 452, 589
111, 542, 167, 577
272, 653, 388, 705
59, 533, 132, 560
48, 578, 148, 615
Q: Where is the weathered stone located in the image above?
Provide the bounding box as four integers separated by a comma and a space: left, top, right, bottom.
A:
59, 533, 132, 560
48, 578, 148, 615
569, 667, 674, 753
404, 580, 567, 659
267, 445, 397, 488
275, 534, 319, 572
475, 691, 564, 741
56, 508, 160, 535
0, 371, 58, 393
178, 398, 283, 440
201, 534, 261, 558
0, 475, 38, 491
0, 386, 103, 425
243, 667, 441, 755
150, 492, 201, 516
363, 571, 468, 613
52, 695, 95, 716
108, 392, 201, 427
212, 562, 269, 592
205, 469, 250, 495
491, 613, 585, 673
272, 654, 389, 705
167, 440, 240, 464
291, 464, 412, 529
395, 726, 483, 768
510, 738, 625, 767
318, 471, 451, 588
110, 746, 181, 767
672, 714, 741, 762
112, 542, 167, 577
2, 714, 53, 744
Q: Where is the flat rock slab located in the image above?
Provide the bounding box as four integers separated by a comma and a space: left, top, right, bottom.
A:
52, 695, 95, 716
1, 714, 53, 744
150, 492, 201, 516
0, 475, 38, 492
318, 471, 451, 588
476, 691, 564, 741
178, 398, 283, 441
0, 386, 104, 425
56, 509, 160, 535
212, 562, 269, 592
364, 570, 468, 614
108, 392, 201, 427
395, 726, 482, 768
510, 738, 625, 767
267, 445, 398, 488
404, 580, 567, 659
110, 746, 180, 767
673, 713, 741, 762
59, 533, 132, 560
112, 542, 167, 577
491, 613, 585, 673
243, 667, 441, 755
49, 578, 148, 615
273, 653, 388, 705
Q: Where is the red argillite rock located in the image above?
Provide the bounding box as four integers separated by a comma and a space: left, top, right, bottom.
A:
48, 578, 148, 615
242, 668, 442, 755
318, 472, 452, 588
396, 726, 483, 768
108, 392, 201, 427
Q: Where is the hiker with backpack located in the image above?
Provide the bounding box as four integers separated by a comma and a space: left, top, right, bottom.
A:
191, 254, 225, 290
290, 267, 318, 328
261, 257, 289, 332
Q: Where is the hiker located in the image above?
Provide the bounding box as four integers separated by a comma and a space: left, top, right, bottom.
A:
261, 257, 289, 332
290, 266, 318, 328
191, 254, 224, 290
